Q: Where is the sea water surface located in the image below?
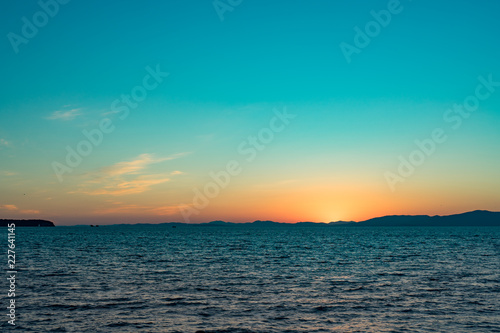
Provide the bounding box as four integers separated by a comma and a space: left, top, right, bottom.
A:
5, 225, 500, 332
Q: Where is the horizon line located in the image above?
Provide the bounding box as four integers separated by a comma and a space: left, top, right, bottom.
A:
5, 209, 497, 226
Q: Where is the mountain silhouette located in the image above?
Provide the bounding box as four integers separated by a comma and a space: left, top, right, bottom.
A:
157, 210, 500, 227
0, 219, 55, 227
5, 211, 497, 227
346, 210, 500, 227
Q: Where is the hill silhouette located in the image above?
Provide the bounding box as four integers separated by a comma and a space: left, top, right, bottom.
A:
198, 210, 500, 227
0, 219, 55, 227
102, 210, 500, 227
8, 211, 497, 227
349, 210, 500, 227
215, 210, 499, 227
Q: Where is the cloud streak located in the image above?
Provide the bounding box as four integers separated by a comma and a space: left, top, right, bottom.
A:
0, 139, 11, 147
47, 108, 82, 121
0, 171, 17, 177
76, 153, 188, 196
100, 153, 187, 177
94, 202, 184, 216
1, 204, 18, 211
0, 204, 40, 214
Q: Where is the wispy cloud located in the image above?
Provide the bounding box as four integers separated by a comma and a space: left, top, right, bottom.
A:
100, 153, 186, 177
47, 108, 82, 121
94, 204, 148, 215
152, 205, 186, 216
81, 174, 172, 196
76, 153, 188, 196
20, 209, 40, 214
0, 139, 11, 147
0, 171, 17, 177
0, 204, 40, 214
94, 202, 184, 216
1, 204, 18, 211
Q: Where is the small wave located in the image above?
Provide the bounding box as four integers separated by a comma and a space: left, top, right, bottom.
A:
106, 322, 134, 327
195, 329, 258, 333
313, 305, 332, 312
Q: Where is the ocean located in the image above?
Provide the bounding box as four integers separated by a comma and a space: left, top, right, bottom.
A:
5, 225, 500, 332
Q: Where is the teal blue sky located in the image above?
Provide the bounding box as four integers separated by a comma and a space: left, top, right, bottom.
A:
1, 0, 499, 224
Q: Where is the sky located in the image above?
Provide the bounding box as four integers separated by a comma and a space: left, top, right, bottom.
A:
0, 0, 499, 225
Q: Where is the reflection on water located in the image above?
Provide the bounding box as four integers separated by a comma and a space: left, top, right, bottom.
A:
9, 225, 500, 332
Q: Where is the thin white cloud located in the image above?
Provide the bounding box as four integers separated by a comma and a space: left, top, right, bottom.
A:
0, 171, 17, 177
100, 153, 189, 177
20, 209, 40, 214
76, 153, 188, 196
101, 154, 163, 177
0, 139, 11, 147
1, 204, 18, 211
152, 205, 185, 216
94, 204, 148, 215
0, 204, 40, 214
47, 108, 82, 121
94, 203, 184, 216
80, 174, 172, 196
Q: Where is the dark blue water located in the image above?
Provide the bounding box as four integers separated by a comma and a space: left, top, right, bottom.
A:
4, 226, 500, 332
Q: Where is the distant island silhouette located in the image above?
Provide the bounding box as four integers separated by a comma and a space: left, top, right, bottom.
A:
0, 219, 55, 227
2, 210, 499, 227
104, 210, 500, 227
341, 210, 500, 227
